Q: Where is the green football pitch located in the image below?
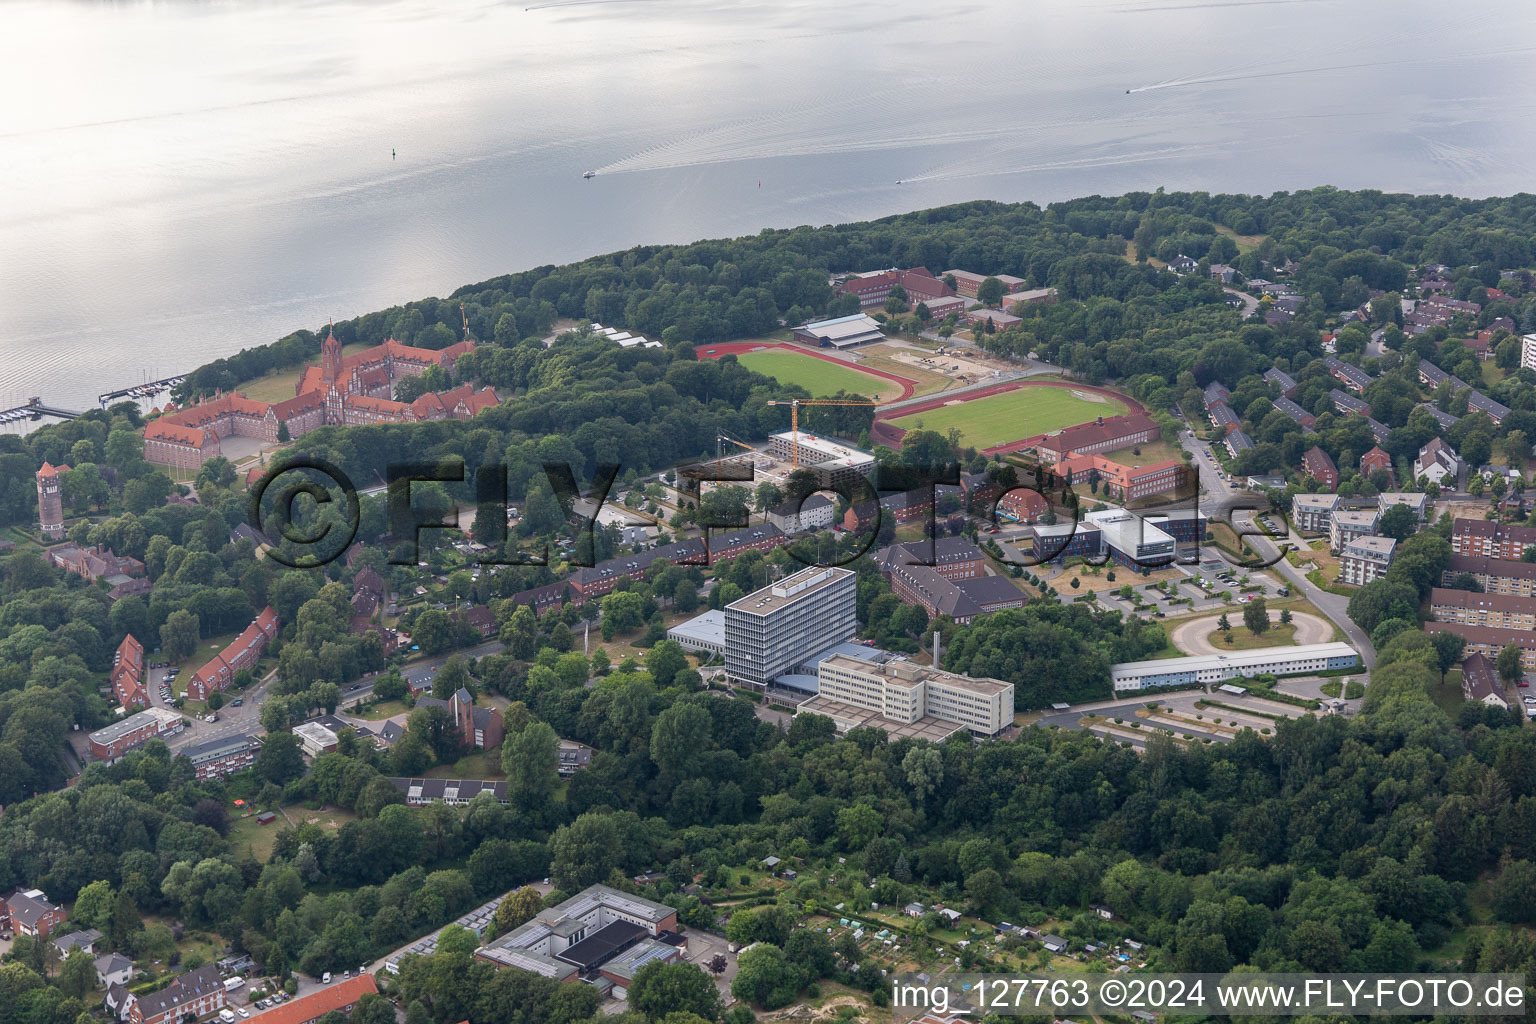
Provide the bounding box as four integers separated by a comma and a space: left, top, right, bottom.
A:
889, 385, 1128, 449
735, 350, 903, 401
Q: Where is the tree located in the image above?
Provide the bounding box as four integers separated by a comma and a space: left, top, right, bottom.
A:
58, 948, 94, 998
503, 721, 558, 813
629, 961, 723, 1022
731, 945, 805, 1010
1243, 597, 1269, 636
72, 880, 114, 930
1217, 613, 1231, 633
645, 639, 688, 688
1429, 631, 1466, 683
549, 813, 622, 891
1490, 859, 1536, 924
501, 605, 538, 661
1378, 503, 1417, 542
160, 609, 201, 663
976, 276, 1006, 306
1497, 643, 1525, 684
1502, 430, 1530, 470
651, 703, 711, 776
255, 731, 305, 785
1280, 608, 1293, 625
492, 885, 544, 937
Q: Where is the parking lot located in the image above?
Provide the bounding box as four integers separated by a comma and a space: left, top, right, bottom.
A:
1091, 562, 1288, 620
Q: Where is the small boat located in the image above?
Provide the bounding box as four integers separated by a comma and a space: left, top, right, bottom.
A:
583, 170, 596, 179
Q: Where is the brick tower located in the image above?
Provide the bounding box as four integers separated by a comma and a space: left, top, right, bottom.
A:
36, 462, 66, 540
321, 327, 343, 384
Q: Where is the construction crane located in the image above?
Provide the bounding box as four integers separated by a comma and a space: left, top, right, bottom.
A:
765, 397, 879, 467
459, 303, 472, 341
715, 433, 757, 462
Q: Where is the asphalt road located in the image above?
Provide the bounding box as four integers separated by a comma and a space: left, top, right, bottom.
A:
1224, 286, 1259, 319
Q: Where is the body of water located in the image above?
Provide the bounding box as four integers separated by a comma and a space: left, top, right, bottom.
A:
2, 0, 1534, 416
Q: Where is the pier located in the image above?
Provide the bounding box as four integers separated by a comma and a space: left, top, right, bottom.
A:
0, 397, 84, 423
99, 374, 186, 408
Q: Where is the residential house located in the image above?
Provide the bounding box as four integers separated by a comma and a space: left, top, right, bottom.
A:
1414, 438, 1462, 487
126, 964, 226, 1024
1331, 389, 1371, 416
96, 952, 134, 990
1360, 446, 1394, 485
52, 928, 102, 958
1302, 447, 1339, 490
767, 493, 835, 534
1263, 367, 1298, 396
1, 889, 66, 938
1427, 621, 1536, 672
1461, 653, 1510, 709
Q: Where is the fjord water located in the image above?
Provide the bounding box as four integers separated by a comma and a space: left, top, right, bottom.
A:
2, 0, 1534, 412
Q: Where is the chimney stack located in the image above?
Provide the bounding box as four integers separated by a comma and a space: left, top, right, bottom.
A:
932, 629, 942, 669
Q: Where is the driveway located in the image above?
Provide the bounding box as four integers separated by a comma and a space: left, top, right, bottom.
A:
1223, 286, 1259, 319
1168, 609, 1332, 657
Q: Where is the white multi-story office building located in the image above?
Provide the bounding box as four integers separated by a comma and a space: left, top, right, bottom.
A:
800, 654, 1014, 739
724, 566, 857, 686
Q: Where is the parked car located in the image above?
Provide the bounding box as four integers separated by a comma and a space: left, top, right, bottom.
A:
322, 973, 332, 985
231, 697, 244, 706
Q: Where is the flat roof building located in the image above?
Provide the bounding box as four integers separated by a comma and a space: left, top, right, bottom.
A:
665, 609, 727, 658
766, 431, 875, 488
1340, 535, 1397, 586
475, 884, 677, 982
88, 707, 184, 762
1110, 642, 1359, 692
804, 653, 1014, 739
725, 566, 858, 686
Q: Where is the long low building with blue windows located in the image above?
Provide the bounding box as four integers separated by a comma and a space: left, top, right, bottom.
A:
1110, 642, 1360, 692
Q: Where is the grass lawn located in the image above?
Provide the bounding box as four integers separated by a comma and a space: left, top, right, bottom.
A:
1205, 622, 1299, 651
355, 699, 411, 721
1101, 438, 1185, 466
228, 814, 282, 862
425, 750, 505, 779
890, 385, 1127, 450
1216, 225, 1267, 253
291, 805, 359, 831
236, 340, 375, 403
733, 350, 905, 401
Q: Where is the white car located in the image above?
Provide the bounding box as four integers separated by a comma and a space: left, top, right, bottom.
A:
237, 1009, 250, 1019
322, 973, 332, 984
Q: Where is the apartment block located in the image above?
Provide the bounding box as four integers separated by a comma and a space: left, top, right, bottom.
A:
1430, 587, 1536, 631
1452, 518, 1536, 560
1339, 535, 1396, 586
1329, 509, 1380, 552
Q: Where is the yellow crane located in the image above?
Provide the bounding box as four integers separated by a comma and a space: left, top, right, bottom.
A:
765, 397, 879, 467
460, 302, 472, 341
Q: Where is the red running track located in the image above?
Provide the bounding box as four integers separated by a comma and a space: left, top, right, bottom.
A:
870, 380, 1146, 452
695, 342, 918, 402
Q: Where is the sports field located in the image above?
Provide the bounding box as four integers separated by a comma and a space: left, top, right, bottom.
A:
735, 350, 904, 401
889, 385, 1128, 450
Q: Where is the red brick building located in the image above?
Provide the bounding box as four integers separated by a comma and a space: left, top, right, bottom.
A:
1360, 445, 1394, 484
127, 965, 226, 1024
995, 486, 1050, 523
145, 331, 491, 468
1035, 414, 1159, 463
1, 890, 66, 938
88, 708, 185, 762
876, 537, 985, 582
111, 634, 148, 710
186, 606, 279, 701
1302, 446, 1339, 490
1048, 454, 1188, 501
836, 268, 956, 309
1452, 518, 1536, 561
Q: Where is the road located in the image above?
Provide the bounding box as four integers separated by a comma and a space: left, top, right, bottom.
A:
1232, 508, 1377, 669
1223, 286, 1259, 319
1168, 609, 1332, 657
1176, 428, 1376, 669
